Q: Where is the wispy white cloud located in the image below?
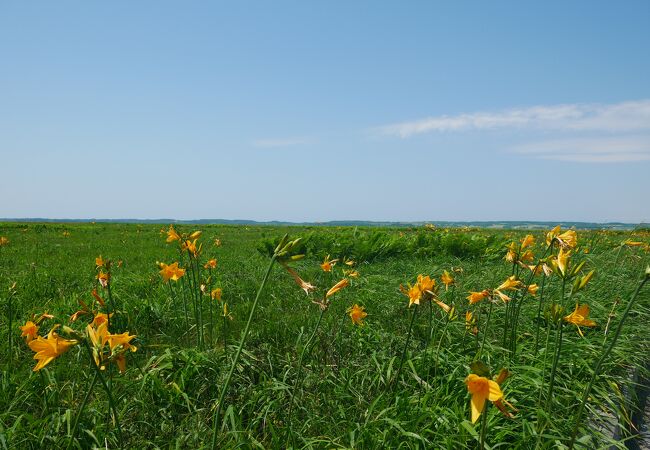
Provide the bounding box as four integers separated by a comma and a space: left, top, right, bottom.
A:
375, 100, 650, 138
252, 137, 313, 148
511, 136, 650, 163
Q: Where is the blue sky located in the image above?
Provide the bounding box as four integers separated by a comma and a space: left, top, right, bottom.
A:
1, 1, 649, 223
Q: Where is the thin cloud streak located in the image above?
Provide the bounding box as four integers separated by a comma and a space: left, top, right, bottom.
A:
511, 136, 650, 163
375, 100, 650, 138
252, 137, 313, 148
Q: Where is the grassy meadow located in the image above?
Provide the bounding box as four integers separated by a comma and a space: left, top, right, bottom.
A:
0, 222, 649, 449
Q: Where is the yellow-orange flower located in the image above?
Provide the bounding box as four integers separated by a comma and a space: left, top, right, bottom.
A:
325, 279, 349, 299
556, 230, 578, 249
527, 284, 539, 296
546, 225, 562, 246
521, 234, 535, 249
159, 262, 186, 282
555, 248, 571, 277
624, 240, 644, 247
92, 312, 111, 327
465, 374, 504, 423
320, 255, 338, 272
106, 331, 137, 353
520, 250, 535, 263
166, 225, 181, 243
189, 230, 202, 240
564, 304, 596, 336
211, 288, 223, 301
97, 271, 110, 288
20, 321, 39, 343
441, 270, 455, 290
182, 239, 201, 257
496, 276, 522, 291
28, 327, 78, 371
417, 274, 436, 297
0, 236, 9, 246
95, 256, 104, 268
348, 304, 367, 326
467, 290, 489, 304
402, 283, 422, 307
204, 259, 217, 269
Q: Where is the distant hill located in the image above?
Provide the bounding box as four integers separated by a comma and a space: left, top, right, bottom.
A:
0, 218, 644, 230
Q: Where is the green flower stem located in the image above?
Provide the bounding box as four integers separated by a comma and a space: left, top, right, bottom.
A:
533, 273, 548, 355
222, 303, 228, 355
66, 371, 99, 450
7, 293, 12, 368
210, 254, 276, 450
433, 313, 451, 377
537, 318, 553, 408
476, 300, 494, 361
208, 268, 214, 346
545, 278, 567, 414
82, 340, 123, 446
567, 276, 648, 449
288, 306, 326, 419
510, 243, 553, 357
480, 403, 489, 449
392, 305, 418, 389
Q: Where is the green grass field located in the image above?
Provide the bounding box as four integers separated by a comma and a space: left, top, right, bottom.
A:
1, 222, 648, 449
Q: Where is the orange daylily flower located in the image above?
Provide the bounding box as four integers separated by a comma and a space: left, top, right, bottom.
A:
95, 256, 104, 268
166, 225, 181, 243
97, 271, 110, 288
320, 255, 338, 272
402, 283, 422, 307
211, 288, 223, 301
28, 327, 78, 371
465, 374, 504, 424
527, 284, 539, 296
564, 304, 597, 337
417, 274, 437, 298
545, 225, 562, 246
159, 262, 186, 282
325, 279, 349, 299
93, 312, 111, 327
20, 321, 39, 343
556, 230, 578, 249
521, 234, 535, 249
204, 259, 217, 269
496, 276, 522, 291
467, 290, 490, 304
441, 270, 455, 290
555, 248, 571, 277
348, 304, 367, 326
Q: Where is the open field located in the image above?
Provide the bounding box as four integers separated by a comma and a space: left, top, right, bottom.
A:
1, 222, 649, 449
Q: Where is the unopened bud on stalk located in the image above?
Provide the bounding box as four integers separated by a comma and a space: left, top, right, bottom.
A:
645, 265, 650, 278
274, 234, 290, 254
